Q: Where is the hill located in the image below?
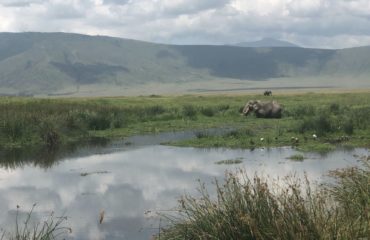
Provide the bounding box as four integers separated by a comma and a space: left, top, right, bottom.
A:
231, 38, 300, 48
0, 32, 369, 95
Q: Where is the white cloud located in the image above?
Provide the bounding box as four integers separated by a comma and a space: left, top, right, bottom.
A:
0, 0, 43, 7
0, 0, 369, 48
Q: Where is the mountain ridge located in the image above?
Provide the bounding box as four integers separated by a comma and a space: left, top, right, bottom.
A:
231, 38, 300, 48
0, 32, 369, 95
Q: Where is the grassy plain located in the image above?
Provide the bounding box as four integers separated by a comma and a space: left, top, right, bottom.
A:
1, 91, 370, 153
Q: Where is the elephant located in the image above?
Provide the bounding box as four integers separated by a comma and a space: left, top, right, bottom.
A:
264, 90, 272, 96
242, 100, 282, 118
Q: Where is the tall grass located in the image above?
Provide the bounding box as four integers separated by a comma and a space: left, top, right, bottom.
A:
294, 104, 370, 137
159, 157, 370, 239
1, 93, 370, 151
1, 205, 70, 240
0, 98, 236, 150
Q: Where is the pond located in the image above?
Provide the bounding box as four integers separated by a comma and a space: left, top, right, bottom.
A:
0, 132, 368, 240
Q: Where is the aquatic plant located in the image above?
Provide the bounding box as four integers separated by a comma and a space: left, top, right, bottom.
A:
215, 158, 243, 165
287, 154, 305, 161
0, 204, 70, 240
158, 157, 370, 239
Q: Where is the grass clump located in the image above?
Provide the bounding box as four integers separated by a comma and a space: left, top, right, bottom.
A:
215, 158, 243, 165
296, 113, 334, 135
159, 157, 370, 239
182, 105, 197, 119
287, 154, 305, 161
1, 204, 70, 240
200, 107, 215, 117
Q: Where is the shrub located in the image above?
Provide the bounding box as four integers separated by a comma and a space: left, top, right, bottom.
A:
87, 113, 112, 130
342, 118, 354, 135
182, 105, 197, 118
315, 114, 333, 134
329, 102, 340, 114
296, 113, 334, 135
200, 107, 215, 117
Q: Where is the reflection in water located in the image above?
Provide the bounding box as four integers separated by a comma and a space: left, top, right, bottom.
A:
0, 137, 110, 169
0, 143, 368, 239
0, 129, 232, 170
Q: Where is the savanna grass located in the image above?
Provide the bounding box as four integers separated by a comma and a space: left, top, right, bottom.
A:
1, 92, 370, 152
159, 157, 370, 240
0, 95, 241, 150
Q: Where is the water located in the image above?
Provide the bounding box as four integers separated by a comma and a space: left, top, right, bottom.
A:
0, 134, 368, 239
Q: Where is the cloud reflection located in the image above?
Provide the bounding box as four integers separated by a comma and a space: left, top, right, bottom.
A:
0, 145, 367, 239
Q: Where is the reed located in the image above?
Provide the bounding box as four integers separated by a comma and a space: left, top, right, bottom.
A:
1, 204, 70, 240
159, 157, 370, 239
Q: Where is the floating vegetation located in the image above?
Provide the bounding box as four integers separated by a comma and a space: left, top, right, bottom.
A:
287, 154, 305, 161
215, 158, 243, 165
80, 170, 110, 177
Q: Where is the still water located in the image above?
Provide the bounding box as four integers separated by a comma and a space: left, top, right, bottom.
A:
0, 134, 368, 239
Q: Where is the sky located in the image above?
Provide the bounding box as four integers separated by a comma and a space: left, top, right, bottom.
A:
1, 0, 370, 49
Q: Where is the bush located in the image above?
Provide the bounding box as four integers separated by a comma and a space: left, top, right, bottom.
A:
329, 102, 341, 114
342, 119, 354, 135
182, 105, 197, 118
200, 107, 215, 117
296, 113, 334, 135
315, 114, 333, 134
87, 113, 112, 130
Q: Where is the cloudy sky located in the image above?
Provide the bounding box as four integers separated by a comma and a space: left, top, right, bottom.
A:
1, 0, 370, 49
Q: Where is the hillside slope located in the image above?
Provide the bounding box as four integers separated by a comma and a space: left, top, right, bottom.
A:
232, 38, 300, 47
0, 32, 369, 95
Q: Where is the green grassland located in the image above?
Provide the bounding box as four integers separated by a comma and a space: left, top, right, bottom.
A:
1, 91, 370, 153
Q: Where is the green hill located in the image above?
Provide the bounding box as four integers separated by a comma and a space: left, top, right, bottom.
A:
0, 32, 369, 95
